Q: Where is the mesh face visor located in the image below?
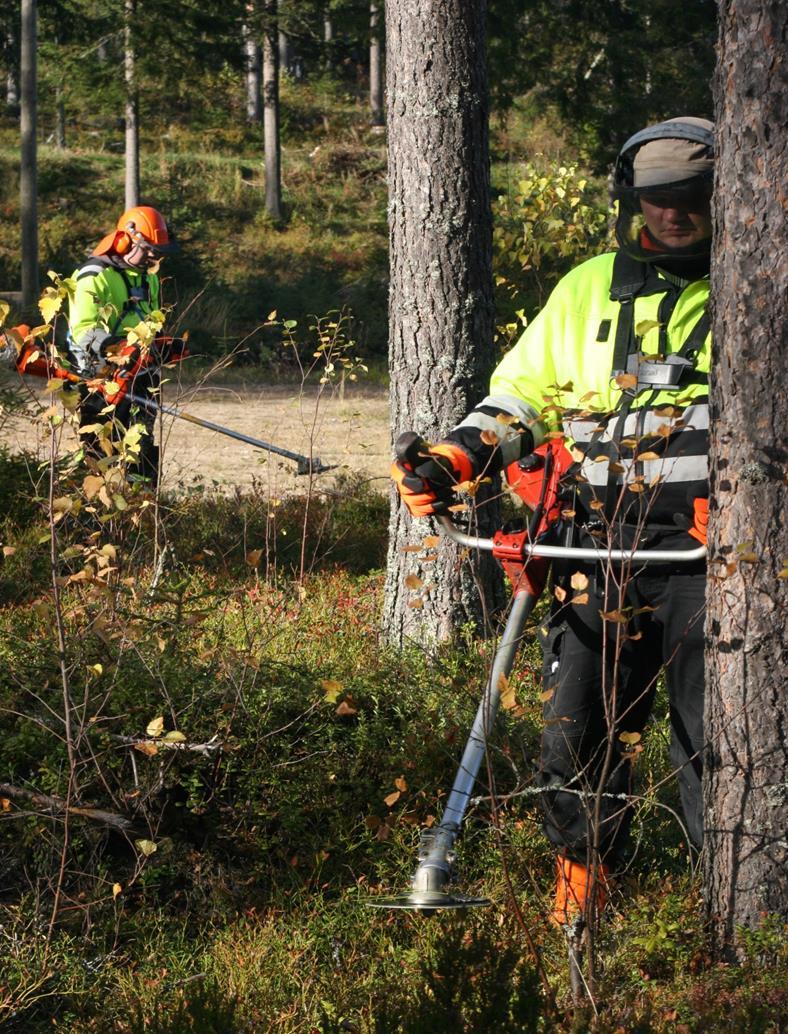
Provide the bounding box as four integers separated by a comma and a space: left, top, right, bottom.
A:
613, 174, 713, 264
612, 119, 714, 265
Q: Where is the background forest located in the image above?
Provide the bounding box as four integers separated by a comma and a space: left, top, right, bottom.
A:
1, 2, 786, 1032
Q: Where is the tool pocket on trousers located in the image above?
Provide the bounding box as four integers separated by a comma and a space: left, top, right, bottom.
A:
538, 619, 566, 719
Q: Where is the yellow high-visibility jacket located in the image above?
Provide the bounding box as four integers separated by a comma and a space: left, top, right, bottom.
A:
68, 257, 161, 374
458, 251, 711, 528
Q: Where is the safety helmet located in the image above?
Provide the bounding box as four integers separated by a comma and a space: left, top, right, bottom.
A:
612, 117, 714, 265
93, 206, 180, 258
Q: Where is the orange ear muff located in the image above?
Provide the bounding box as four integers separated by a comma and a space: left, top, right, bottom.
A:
114, 230, 132, 255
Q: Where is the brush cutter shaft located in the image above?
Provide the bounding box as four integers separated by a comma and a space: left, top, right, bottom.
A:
125, 391, 331, 475
411, 586, 539, 894
437, 515, 706, 564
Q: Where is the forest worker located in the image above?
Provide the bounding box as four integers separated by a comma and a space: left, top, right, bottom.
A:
68, 205, 184, 483
391, 117, 714, 926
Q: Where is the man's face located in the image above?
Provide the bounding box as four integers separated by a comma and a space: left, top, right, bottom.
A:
639, 187, 712, 249
124, 241, 162, 271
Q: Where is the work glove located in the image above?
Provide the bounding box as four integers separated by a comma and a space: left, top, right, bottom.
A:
687, 496, 709, 545
391, 431, 480, 518
99, 342, 147, 404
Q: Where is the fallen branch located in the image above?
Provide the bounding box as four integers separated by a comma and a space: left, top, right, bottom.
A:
108, 734, 223, 758
0, 782, 136, 833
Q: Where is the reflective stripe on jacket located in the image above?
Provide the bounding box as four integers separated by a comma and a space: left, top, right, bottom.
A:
488, 252, 710, 526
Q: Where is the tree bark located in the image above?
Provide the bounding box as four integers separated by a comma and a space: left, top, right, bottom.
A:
243, 12, 262, 123
323, 10, 333, 70
20, 0, 37, 312
705, 0, 788, 959
6, 29, 19, 108
263, 1, 282, 219
369, 2, 384, 126
382, 0, 501, 647
55, 84, 66, 150
124, 0, 140, 209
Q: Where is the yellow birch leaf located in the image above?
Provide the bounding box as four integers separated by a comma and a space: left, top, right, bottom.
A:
540, 688, 554, 703
384, 790, 401, 807
635, 319, 661, 337
498, 673, 517, 710
134, 741, 158, 757
404, 574, 423, 590
422, 535, 440, 548
570, 572, 589, 591
554, 585, 567, 602
615, 373, 638, 390
162, 730, 186, 743
321, 679, 343, 703
146, 716, 165, 738
572, 593, 589, 605
600, 609, 628, 623
2, 546, 16, 557
619, 731, 642, 745
82, 475, 104, 500
246, 549, 262, 567
636, 451, 661, 461
135, 839, 158, 857
480, 429, 500, 446
112, 882, 122, 899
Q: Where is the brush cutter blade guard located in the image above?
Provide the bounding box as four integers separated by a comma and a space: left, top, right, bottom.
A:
366, 890, 491, 912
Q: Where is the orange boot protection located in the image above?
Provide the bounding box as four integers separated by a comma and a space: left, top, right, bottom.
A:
550, 855, 610, 927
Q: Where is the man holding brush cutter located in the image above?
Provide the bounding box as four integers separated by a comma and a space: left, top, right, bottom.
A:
392, 117, 714, 927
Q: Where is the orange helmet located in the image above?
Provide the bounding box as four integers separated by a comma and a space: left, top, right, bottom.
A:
93, 206, 179, 257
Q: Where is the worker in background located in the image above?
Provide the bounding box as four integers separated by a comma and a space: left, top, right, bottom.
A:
68, 205, 185, 483
392, 117, 714, 927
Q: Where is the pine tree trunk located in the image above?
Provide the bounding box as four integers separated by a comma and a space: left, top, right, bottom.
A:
243, 10, 262, 123
263, 1, 282, 219
369, 2, 384, 126
6, 30, 19, 108
382, 0, 501, 647
278, 29, 290, 77
55, 84, 66, 150
705, 0, 788, 959
124, 0, 139, 209
323, 12, 333, 70
20, 0, 37, 311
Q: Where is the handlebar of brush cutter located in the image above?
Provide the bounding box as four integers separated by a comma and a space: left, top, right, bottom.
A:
436, 515, 707, 564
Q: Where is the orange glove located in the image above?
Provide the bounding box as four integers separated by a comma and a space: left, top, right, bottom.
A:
391, 432, 476, 518
688, 497, 709, 545
100, 342, 148, 404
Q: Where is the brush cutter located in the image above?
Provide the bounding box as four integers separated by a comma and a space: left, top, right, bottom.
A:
123, 391, 335, 476
4, 328, 335, 476
368, 443, 706, 919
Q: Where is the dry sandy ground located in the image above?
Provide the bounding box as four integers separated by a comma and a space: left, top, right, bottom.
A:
0, 379, 392, 496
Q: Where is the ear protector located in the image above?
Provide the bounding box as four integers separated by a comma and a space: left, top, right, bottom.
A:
113, 230, 132, 255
